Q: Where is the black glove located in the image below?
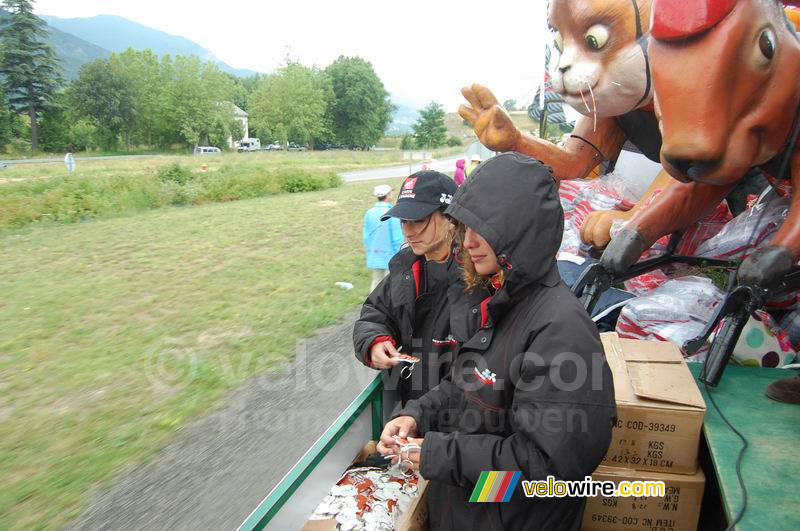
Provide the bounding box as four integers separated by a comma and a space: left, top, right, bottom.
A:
737, 245, 794, 287
600, 228, 649, 276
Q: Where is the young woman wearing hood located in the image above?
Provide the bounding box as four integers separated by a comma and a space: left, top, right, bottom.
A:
378, 153, 617, 530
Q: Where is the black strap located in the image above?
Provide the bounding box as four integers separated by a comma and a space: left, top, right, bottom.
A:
569, 133, 608, 161
630, 0, 652, 112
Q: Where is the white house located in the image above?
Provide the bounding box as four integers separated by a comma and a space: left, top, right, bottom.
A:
221, 102, 249, 148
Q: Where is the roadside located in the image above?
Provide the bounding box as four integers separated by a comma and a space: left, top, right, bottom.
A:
68, 312, 373, 531
340, 153, 465, 182
0, 179, 387, 529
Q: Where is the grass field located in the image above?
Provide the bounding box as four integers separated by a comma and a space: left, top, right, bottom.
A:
0, 174, 406, 529
0, 148, 470, 231
0, 150, 411, 184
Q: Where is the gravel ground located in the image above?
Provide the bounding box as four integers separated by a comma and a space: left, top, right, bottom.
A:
69, 311, 374, 531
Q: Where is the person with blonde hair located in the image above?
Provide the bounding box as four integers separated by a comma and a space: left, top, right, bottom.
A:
354, 171, 466, 417
379, 153, 617, 530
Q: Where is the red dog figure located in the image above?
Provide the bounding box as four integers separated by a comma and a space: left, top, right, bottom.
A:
603, 0, 800, 287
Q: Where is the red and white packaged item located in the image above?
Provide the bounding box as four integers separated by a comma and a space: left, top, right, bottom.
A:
695, 196, 797, 309
558, 174, 640, 263
607, 194, 733, 295
695, 196, 789, 260
616, 276, 724, 356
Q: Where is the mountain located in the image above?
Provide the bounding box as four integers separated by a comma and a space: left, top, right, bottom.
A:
41, 14, 259, 78
386, 103, 419, 136
0, 8, 111, 80
46, 25, 111, 80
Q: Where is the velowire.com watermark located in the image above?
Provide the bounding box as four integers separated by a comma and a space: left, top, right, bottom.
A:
521, 476, 665, 498
469, 473, 665, 502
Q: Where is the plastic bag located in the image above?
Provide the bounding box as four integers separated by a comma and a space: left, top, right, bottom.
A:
695, 196, 798, 309
616, 276, 724, 355
695, 196, 790, 260
607, 193, 732, 295
617, 276, 798, 365
558, 174, 640, 262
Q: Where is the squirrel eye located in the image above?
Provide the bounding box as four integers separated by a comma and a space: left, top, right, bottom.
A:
759, 28, 776, 60
585, 25, 610, 50
554, 31, 563, 53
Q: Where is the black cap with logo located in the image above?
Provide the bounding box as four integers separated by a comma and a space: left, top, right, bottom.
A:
380, 170, 458, 221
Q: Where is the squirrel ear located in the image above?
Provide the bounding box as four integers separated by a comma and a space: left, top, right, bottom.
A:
651, 0, 737, 41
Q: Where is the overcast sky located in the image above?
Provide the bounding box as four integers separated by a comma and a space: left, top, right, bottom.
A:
35, 0, 549, 111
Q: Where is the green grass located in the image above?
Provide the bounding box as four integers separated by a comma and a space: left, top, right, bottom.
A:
0, 150, 416, 231
508, 110, 539, 133
0, 176, 406, 529
0, 151, 407, 184
0, 162, 342, 230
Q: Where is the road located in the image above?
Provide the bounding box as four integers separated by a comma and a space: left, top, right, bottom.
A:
339, 154, 465, 182
0, 154, 161, 166
1, 153, 466, 179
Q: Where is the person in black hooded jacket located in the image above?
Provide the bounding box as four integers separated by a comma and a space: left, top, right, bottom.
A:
353, 171, 477, 418
378, 153, 617, 531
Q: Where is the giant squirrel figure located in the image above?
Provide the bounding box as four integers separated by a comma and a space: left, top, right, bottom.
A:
459, 0, 678, 247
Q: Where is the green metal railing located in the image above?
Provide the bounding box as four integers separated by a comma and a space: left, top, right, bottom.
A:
238, 374, 384, 531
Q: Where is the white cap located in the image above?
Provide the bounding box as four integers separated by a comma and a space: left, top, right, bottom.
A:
470, 154, 482, 162
373, 184, 392, 197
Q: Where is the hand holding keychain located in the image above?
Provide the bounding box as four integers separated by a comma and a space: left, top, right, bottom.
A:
394, 347, 421, 380
388, 435, 422, 477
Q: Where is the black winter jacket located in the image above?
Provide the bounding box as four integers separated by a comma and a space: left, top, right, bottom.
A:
398, 153, 617, 531
353, 245, 470, 416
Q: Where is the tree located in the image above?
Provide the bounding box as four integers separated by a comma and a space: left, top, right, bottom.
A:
70, 59, 136, 150
249, 63, 332, 146
412, 102, 448, 149
228, 72, 262, 114
503, 99, 517, 111
325, 56, 393, 148
163, 55, 234, 147
0, 86, 11, 149
0, 0, 62, 151
36, 89, 69, 151
110, 49, 166, 147
400, 134, 414, 150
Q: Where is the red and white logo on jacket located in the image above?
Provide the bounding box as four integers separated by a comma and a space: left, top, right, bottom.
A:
474, 367, 497, 385
432, 334, 457, 346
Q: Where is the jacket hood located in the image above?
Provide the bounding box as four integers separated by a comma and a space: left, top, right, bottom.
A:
445, 152, 563, 298
456, 159, 465, 169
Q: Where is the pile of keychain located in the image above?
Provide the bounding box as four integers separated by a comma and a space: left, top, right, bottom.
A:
308, 437, 421, 531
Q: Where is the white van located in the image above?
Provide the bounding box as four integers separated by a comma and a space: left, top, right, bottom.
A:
193, 146, 221, 155
236, 138, 261, 152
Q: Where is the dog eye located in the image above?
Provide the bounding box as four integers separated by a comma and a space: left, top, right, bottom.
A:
554, 31, 563, 53
585, 25, 609, 50
759, 28, 776, 60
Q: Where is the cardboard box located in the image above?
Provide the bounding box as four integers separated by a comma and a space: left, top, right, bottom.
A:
302, 441, 428, 531
582, 465, 705, 531
600, 333, 706, 475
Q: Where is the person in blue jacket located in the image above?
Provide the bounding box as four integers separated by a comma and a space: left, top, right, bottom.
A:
364, 184, 404, 290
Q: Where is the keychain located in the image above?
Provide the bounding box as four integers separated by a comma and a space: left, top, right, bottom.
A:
394, 347, 421, 380
386, 435, 421, 478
